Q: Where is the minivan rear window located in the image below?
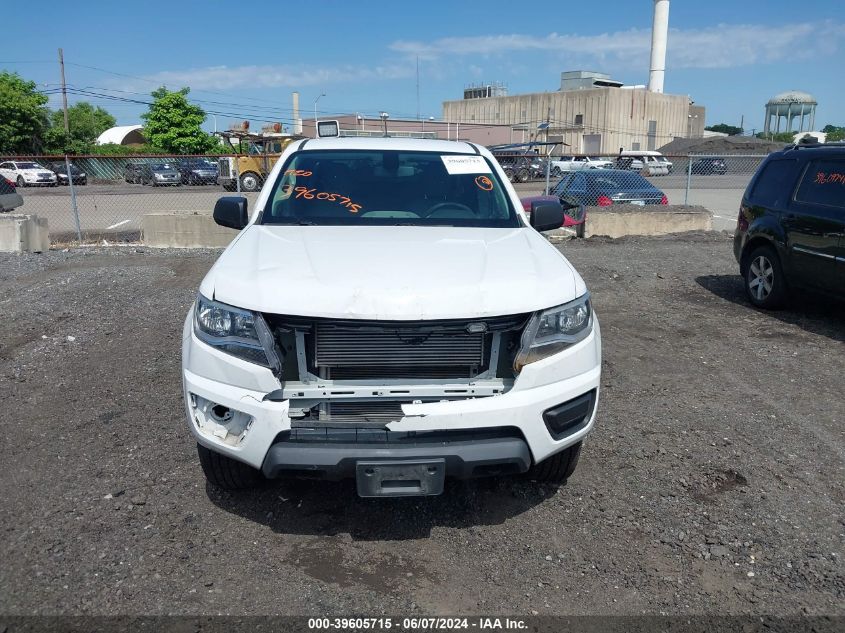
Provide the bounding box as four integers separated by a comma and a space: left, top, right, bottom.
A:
748, 160, 798, 207
795, 159, 845, 210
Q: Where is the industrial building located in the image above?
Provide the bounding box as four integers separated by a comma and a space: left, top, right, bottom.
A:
299, 113, 517, 146
441, 0, 705, 155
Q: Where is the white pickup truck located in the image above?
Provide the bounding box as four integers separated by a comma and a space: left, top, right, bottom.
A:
550, 156, 613, 175
182, 133, 601, 497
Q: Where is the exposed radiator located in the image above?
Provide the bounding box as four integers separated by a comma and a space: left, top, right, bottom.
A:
314, 323, 485, 369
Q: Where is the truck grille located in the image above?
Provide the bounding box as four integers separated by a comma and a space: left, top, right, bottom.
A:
322, 401, 404, 424
218, 158, 231, 178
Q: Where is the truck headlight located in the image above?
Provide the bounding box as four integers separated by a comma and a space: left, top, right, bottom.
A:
514, 294, 593, 372
194, 295, 280, 370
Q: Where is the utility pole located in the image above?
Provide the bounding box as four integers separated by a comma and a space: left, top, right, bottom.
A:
416, 56, 420, 120
58, 48, 81, 242
740, 114, 744, 135
58, 48, 70, 133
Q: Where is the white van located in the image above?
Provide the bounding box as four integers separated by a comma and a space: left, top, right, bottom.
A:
182, 135, 602, 497
618, 150, 673, 175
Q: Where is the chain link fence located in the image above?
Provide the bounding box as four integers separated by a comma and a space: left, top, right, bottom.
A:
0, 154, 252, 243
506, 153, 768, 230
1, 152, 770, 244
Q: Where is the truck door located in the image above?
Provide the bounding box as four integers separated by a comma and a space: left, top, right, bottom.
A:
787, 158, 845, 293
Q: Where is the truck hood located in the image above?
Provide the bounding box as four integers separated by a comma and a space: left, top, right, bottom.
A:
202, 225, 585, 320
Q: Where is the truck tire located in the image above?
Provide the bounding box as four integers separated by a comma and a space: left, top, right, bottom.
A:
197, 443, 264, 490
526, 442, 582, 484
239, 172, 261, 192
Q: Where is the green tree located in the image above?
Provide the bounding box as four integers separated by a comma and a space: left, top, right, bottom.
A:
705, 123, 742, 136
0, 71, 49, 153
141, 87, 217, 154
821, 124, 845, 142
756, 132, 795, 143
43, 102, 117, 154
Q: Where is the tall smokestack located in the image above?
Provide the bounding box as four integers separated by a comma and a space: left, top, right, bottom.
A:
648, 0, 670, 93
292, 91, 301, 134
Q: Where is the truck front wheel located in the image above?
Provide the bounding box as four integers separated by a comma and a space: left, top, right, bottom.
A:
526, 442, 582, 484
197, 444, 264, 490
239, 172, 262, 192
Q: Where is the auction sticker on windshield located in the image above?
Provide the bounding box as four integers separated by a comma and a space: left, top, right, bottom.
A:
441, 155, 491, 174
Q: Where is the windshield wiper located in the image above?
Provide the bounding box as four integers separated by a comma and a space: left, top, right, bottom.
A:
265, 219, 317, 226
392, 222, 456, 227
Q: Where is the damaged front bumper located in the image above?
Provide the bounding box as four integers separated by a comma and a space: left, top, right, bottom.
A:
181, 311, 601, 473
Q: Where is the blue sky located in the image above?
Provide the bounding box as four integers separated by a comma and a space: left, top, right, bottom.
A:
4, 0, 844, 133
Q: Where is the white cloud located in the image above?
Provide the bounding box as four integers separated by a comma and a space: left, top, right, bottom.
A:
389, 20, 845, 70
141, 63, 413, 91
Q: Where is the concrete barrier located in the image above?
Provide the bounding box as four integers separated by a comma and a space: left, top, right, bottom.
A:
584, 205, 712, 239
0, 214, 50, 253
142, 212, 238, 248
144, 206, 713, 248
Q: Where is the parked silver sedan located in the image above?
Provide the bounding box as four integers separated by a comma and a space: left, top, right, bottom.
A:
141, 163, 181, 187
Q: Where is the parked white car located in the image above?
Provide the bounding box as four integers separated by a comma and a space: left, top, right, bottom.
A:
182, 135, 602, 497
618, 151, 674, 175
0, 161, 58, 187
550, 156, 613, 175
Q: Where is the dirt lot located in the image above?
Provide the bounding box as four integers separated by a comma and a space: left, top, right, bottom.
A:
0, 233, 842, 617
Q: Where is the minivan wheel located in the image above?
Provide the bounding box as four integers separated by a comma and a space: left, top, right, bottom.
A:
526, 442, 582, 484
744, 245, 787, 309
197, 443, 264, 490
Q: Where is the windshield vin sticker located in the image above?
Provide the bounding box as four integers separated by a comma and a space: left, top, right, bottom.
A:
441, 155, 491, 175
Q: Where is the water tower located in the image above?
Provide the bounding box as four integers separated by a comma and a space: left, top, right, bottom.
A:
763, 91, 817, 135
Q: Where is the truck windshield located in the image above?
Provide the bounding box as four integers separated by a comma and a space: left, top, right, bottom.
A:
262, 150, 520, 227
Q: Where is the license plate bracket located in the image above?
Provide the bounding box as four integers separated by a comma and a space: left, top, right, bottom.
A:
356, 459, 445, 497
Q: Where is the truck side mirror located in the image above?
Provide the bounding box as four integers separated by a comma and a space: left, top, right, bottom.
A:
213, 196, 249, 230
530, 201, 565, 232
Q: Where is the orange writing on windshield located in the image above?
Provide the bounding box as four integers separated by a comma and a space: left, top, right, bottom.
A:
293, 186, 362, 213
475, 175, 494, 191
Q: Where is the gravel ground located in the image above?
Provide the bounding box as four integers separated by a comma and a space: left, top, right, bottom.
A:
0, 233, 843, 617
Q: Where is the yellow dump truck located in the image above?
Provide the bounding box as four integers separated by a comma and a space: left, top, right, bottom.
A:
216, 124, 304, 192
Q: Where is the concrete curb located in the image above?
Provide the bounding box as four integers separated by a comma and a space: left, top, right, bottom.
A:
584, 205, 712, 239
0, 214, 50, 253
140, 205, 713, 249
142, 213, 238, 249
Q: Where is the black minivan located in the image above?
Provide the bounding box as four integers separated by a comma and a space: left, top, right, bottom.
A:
734, 143, 845, 308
